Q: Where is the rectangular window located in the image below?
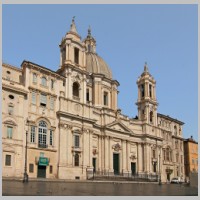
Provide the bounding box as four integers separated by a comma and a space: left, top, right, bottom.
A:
51, 80, 54, 89
50, 130, 53, 146
32, 91, 36, 104
181, 155, 183, 164
74, 135, 80, 148
5, 155, 11, 166
74, 153, 79, 166
30, 126, 36, 143
41, 77, 47, 86
50, 97, 54, 110
7, 127, 13, 139
33, 73, 37, 83
29, 164, 34, 173
86, 89, 90, 102
8, 105, 14, 115
50, 165, 53, 174
141, 84, 145, 97
40, 94, 47, 107
74, 48, 79, 64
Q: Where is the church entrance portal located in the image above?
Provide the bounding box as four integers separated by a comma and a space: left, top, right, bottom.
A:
113, 153, 119, 175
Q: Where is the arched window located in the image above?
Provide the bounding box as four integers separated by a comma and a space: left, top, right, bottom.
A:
150, 111, 153, 123
141, 84, 145, 98
73, 82, 79, 98
41, 77, 47, 86
103, 91, 108, 106
149, 84, 152, 97
38, 121, 47, 148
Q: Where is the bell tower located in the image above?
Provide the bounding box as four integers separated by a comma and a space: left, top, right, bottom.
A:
136, 63, 158, 126
59, 17, 86, 69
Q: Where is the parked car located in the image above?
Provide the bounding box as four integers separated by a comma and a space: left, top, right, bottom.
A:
171, 177, 179, 184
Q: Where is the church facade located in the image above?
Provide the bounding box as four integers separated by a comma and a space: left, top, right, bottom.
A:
2, 19, 185, 182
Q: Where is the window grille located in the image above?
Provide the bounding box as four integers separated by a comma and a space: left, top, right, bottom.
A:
32, 91, 36, 104
5, 155, 11, 166
40, 94, 47, 107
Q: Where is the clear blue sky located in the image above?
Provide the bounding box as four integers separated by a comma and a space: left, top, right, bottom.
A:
2, 4, 198, 141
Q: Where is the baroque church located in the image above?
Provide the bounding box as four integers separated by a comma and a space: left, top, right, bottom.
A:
2, 18, 185, 182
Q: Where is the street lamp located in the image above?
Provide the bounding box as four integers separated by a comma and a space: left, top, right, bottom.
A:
23, 120, 29, 183
159, 154, 161, 185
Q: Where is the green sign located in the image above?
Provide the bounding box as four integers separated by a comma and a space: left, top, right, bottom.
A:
39, 157, 49, 166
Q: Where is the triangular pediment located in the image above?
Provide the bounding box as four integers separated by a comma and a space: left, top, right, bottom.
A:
106, 120, 132, 134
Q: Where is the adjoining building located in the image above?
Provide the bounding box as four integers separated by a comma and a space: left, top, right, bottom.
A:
2, 18, 185, 182
184, 136, 198, 182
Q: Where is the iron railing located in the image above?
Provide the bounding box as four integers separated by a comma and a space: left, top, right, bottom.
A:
89, 170, 159, 182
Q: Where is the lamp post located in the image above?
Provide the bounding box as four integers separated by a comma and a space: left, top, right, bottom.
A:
159, 154, 161, 185
23, 121, 29, 183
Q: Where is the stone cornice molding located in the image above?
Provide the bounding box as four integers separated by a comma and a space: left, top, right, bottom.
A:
2, 83, 28, 96
28, 86, 57, 98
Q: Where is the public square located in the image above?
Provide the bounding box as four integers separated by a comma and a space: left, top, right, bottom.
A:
2, 179, 198, 196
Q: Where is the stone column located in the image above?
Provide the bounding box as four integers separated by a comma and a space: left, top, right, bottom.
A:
109, 137, 114, 175
137, 143, 143, 173
122, 140, 128, 176
66, 44, 69, 61
145, 82, 148, 97
127, 141, 131, 175
60, 49, 62, 66
138, 86, 141, 101
66, 126, 69, 165
98, 136, 102, 171
104, 136, 109, 171
82, 75, 87, 104
59, 124, 68, 166
143, 143, 148, 172
101, 136, 105, 172
67, 69, 72, 99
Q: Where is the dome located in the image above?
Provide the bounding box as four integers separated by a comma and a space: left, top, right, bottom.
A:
86, 52, 112, 79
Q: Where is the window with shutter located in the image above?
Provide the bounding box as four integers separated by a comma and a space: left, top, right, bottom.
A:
33, 73, 37, 83
32, 91, 36, 104
41, 77, 47, 86
50, 97, 54, 110
7, 127, 13, 139
5, 155, 11, 166
40, 94, 47, 107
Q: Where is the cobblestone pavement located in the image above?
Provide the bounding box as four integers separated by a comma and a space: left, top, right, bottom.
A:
2, 179, 198, 196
